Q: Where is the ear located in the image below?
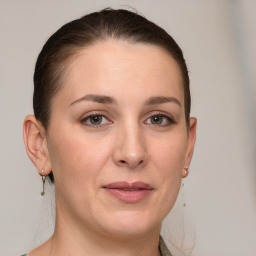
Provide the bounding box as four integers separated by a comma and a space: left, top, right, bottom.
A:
182, 117, 197, 178
23, 115, 52, 176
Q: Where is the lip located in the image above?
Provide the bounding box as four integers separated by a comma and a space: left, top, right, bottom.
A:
103, 182, 154, 203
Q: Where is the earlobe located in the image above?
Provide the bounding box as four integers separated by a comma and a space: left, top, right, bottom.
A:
23, 115, 52, 175
182, 167, 189, 178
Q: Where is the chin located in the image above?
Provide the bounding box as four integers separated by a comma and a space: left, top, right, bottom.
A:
99, 210, 161, 238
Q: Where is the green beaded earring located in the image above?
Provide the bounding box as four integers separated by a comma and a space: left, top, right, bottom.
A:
41, 170, 46, 196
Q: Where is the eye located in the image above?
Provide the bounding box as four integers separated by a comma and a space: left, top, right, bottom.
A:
144, 114, 175, 126
80, 114, 111, 127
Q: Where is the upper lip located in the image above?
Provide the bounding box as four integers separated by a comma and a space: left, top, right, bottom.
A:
103, 182, 153, 190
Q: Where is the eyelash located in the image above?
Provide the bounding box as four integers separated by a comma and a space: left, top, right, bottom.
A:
144, 113, 176, 127
80, 113, 112, 128
80, 112, 176, 128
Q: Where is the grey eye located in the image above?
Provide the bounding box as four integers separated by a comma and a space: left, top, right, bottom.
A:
151, 116, 164, 124
81, 114, 110, 126
145, 114, 175, 126
89, 115, 103, 125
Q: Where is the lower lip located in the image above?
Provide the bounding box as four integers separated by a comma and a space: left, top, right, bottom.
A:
104, 188, 153, 203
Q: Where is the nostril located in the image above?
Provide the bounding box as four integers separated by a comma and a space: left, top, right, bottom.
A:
117, 158, 146, 168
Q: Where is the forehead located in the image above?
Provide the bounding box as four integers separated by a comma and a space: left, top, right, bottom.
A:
58, 40, 184, 105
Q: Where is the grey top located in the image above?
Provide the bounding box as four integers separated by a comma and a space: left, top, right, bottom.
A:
159, 236, 173, 256
21, 236, 172, 256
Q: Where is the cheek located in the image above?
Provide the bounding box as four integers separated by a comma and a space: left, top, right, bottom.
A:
150, 131, 187, 176
47, 129, 110, 190
149, 131, 187, 208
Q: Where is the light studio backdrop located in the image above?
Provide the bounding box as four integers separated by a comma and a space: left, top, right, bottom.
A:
0, 1, 255, 256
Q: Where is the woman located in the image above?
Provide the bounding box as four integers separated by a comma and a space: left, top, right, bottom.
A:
23, 8, 196, 256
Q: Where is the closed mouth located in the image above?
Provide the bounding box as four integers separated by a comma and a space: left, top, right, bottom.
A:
103, 181, 153, 203
103, 181, 153, 190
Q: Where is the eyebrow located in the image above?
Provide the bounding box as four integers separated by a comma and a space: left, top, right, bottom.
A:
70, 94, 181, 108
70, 94, 117, 106
145, 96, 181, 107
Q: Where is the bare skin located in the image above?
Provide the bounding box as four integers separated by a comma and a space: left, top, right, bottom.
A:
24, 40, 196, 256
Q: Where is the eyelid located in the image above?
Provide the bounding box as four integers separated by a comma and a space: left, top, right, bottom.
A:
80, 111, 113, 127
143, 111, 176, 126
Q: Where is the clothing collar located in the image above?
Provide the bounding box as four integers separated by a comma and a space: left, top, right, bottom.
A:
159, 236, 172, 256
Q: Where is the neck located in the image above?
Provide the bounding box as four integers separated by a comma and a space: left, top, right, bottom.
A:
47, 205, 162, 256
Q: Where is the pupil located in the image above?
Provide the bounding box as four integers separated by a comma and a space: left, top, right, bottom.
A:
90, 116, 102, 124
152, 116, 163, 124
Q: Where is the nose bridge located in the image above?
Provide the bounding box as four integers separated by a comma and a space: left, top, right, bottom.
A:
114, 118, 147, 168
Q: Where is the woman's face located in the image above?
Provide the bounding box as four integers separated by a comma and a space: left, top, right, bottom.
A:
44, 40, 196, 237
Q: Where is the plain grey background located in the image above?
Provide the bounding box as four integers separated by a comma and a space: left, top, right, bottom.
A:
0, 1, 255, 255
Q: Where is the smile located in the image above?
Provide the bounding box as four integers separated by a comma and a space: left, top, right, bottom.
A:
103, 182, 154, 203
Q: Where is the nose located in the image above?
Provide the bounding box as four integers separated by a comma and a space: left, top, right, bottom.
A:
112, 124, 148, 169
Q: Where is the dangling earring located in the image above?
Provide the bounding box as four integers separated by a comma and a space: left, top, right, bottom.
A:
181, 182, 186, 207
183, 167, 189, 207
41, 170, 46, 196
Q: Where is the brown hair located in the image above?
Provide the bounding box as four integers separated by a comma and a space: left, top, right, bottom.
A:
33, 8, 191, 182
